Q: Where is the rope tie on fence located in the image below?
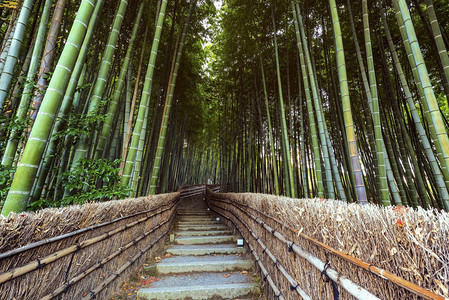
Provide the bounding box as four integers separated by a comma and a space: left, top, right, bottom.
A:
290, 282, 300, 291
321, 261, 339, 300
37, 258, 46, 269
63, 282, 71, 294
288, 242, 294, 252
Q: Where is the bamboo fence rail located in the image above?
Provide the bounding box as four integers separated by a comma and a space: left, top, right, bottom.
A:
206, 188, 449, 299
0, 192, 180, 299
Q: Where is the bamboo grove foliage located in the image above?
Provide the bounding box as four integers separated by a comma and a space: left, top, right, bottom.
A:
0, 0, 449, 215
0, 0, 219, 215
209, 0, 449, 209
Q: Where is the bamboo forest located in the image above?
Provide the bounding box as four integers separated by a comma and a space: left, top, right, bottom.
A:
1, 0, 449, 214
1, 0, 449, 299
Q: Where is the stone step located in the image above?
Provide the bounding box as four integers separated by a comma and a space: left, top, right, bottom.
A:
177, 211, 211, 217
178, 214, 214, 217
175, 235, 238, 245
178, 220, 220, 225
156, 255, 253, 274
177, 224, 228, 231
167, 244, 245, 256
176, 230, 232, 236
137, 272, 259, 300
177, 217, 216, 222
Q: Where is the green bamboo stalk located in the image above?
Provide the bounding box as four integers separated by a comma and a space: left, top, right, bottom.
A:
292, 2, 323, 198
0, 23, 15, 75
71, 0, 130, 167
121, 0, 168, 187
271, 5, 296, 198
324, 121, 346, 201
295, 2, 334, 198
381, 6, 449, 209
30, 0, 67, 122
109, 103, 123, 160
94, 0, 146, 159
346, 0, 400, 205
425, 0, 449, 105
393, 0, 449, 190
1, 0, 54, 166
30, 0, 104, 202
396, 0, 449, 204
1, 0, 98, 216
295, 53, 308, 198
0, 0, 34, 110
123, 62, 132, 145
149, 0, 196, 195
362, 0, 390, 205
328, 0, 367, 204
4, 36, 34, 118
346, 0, 378, 179
131, 106, 148, 196
377, 29, 418, 206
260, 55, 280, 195
120, 22, 150, 170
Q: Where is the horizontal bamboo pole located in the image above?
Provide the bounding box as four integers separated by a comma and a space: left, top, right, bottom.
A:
0, 195, 179, 260
251, 226, 312, 300
0, 202, 177, 284
40, 217, 173, 300
230, 196, 446, 300
253, 214, 378, 299
206, 190, 447, 300
210, 203, 285, 300
209, 202, 310, 299
250, 243, 285, 300
82, 219, 176, 300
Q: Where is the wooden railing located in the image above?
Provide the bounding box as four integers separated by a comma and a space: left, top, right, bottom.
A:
0, 193, 180, 299
206, 188, 447, 300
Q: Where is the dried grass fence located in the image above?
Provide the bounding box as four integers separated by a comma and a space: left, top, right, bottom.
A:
0, 192, 180, 299
206, 188, 449, 300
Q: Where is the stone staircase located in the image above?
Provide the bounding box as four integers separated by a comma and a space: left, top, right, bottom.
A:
137, 197, 260, 299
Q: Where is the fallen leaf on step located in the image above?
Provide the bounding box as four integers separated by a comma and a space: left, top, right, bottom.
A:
223, 274, 231, 278
241, 271, 248, 275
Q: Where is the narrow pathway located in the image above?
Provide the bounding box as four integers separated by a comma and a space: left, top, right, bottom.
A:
137, 196, 260, 299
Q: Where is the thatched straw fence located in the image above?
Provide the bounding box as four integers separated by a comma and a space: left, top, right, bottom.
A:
0, 192, 179, 299
206, 188, 449, 300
